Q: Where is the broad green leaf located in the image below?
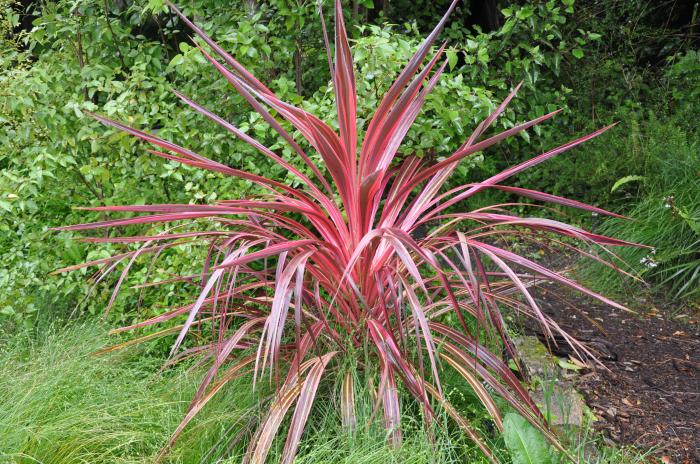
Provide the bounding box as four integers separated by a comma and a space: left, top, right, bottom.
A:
503, 413, 555, 464
446, 50, 458, 70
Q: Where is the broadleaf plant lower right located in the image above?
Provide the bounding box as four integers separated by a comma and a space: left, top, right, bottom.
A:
55, 0, 640, 462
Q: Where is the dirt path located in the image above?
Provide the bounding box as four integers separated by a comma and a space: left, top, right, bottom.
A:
526, 286, 700, 463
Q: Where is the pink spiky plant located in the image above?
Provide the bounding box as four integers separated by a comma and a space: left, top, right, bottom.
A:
55, 0, 637, 461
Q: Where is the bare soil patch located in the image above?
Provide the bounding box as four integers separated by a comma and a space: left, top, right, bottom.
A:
523, 285, 700, 463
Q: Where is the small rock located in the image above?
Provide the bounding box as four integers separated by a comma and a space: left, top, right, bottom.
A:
513, 336, 586, 427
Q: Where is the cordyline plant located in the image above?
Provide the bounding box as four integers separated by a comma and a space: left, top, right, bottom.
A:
55, 0, 639, 462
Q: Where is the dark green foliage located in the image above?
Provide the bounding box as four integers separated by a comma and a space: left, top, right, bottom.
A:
502, 0, 698, 211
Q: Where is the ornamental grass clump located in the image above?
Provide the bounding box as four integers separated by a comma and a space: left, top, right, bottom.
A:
56, 0, 637, 461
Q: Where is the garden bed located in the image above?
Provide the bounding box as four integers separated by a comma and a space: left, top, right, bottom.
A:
525, 284, 700, 463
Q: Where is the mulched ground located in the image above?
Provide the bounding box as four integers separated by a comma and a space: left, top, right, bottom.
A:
525, 285, 700, 463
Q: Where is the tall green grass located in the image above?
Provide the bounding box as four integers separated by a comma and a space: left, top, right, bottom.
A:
0, 322, 256, 463
580, 117, 700, 301
0, 321, 652, 463
0, 323, 491, 463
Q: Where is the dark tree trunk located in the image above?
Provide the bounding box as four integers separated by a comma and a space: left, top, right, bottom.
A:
293, 44, 303, 95
470, 0, 502, 32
